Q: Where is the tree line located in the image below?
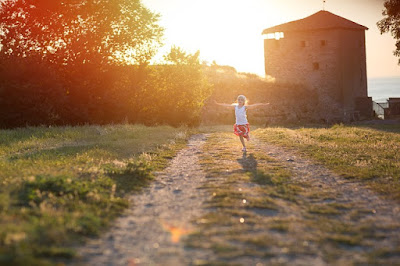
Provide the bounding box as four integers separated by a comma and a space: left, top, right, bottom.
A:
1, 0, 397, 128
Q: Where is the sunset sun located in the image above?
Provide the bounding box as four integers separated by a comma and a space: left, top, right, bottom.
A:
143, 0, 282, 75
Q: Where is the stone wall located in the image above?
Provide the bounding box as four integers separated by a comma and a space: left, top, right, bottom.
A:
355, 97, 373, 119
338, 30, 368, 111
387, 98, 400, 118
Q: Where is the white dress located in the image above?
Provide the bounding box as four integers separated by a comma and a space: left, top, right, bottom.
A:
235, 105, 248, 125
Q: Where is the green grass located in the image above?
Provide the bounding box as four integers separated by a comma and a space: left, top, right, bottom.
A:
252, 124, 400, 200
0, 124, 190, 265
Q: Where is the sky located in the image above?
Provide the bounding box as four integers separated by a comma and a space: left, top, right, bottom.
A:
142, 0, 400, 78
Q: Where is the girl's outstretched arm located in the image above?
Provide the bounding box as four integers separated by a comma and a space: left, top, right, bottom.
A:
214, 100, 234, 108
246, 102, 270, 110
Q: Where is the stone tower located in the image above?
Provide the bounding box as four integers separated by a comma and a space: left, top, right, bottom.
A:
262, 10, 372, 121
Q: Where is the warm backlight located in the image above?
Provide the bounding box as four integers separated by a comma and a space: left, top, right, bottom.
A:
144, 0, 283, 75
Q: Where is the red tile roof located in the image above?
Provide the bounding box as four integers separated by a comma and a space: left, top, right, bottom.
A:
262, 10, 368, 34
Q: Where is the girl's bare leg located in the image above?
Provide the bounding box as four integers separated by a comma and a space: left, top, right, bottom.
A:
239, 136, 246, 149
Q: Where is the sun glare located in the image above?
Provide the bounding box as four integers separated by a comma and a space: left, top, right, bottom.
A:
264, 32, 284, 40
161, 220, 191, 243
143, 0, 282, 76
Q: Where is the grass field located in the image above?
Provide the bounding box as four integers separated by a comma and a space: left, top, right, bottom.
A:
0, 124, 190, 265
252, 124, 400, 200
1, 123, 399, 265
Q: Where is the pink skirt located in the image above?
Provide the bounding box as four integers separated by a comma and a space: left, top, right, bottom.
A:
233, 124, 250, 140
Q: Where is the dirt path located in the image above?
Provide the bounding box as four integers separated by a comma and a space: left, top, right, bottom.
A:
76, 134, 212, 265
75, 132, 400, 265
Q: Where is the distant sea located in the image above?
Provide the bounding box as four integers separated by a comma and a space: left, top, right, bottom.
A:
368, 76, 400, 102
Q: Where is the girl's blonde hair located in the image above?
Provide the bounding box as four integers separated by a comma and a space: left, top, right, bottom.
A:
236, 95, 248, 105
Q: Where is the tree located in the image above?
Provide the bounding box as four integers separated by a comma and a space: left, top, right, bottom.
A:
0, 0, 164, 66
0, 0, 164, 127
377, 0, 400, 64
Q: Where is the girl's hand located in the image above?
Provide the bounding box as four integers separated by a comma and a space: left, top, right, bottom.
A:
246, 102, 270, 109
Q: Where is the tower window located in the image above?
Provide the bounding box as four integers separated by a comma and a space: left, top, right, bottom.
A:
300, 40, 309, 48
320, 40, 327, 46
313, 62, 320, 70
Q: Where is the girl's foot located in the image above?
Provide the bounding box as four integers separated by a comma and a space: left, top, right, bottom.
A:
242, 147, 247, 152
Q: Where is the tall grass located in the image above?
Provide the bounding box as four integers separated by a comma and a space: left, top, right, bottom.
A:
0, 124, 189, 265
